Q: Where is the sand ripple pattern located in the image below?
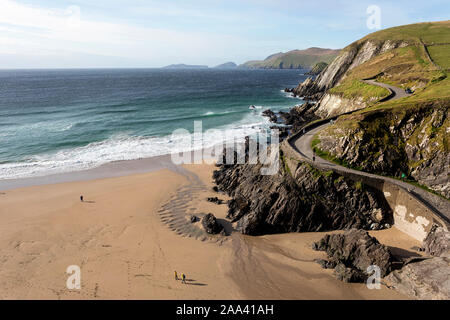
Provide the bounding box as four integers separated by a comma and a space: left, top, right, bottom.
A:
157, 166, 227, 243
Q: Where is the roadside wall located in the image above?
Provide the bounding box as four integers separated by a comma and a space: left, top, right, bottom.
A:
281, 140, 448, 242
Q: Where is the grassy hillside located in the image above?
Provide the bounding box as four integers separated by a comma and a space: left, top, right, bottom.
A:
332, 21, 450, 107
313, 21, 450, 197
241, 47, 340, 69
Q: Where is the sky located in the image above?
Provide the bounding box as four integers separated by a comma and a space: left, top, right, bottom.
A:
0, 0, 448, 68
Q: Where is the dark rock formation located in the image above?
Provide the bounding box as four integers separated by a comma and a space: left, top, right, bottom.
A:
270, 125, 289, 140
333, 263, 367, 283
312, 229, 394, 282
262, 109, 278, 123
278, 102, 320, 133
213, 153, 392, 235
201, 213, 224, 234
207, 197, 225, 205
291, 77, 323, 100
314, 258, 337, 269
317, 103, 449, 198
190, 215, 199, 223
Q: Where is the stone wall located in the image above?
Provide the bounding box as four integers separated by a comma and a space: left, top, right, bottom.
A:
282, 139, 448, 242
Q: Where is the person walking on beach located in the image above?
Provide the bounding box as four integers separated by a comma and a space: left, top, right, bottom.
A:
181, 273, 186, 284
174, 271, 178, 281
80, 195, 84, 202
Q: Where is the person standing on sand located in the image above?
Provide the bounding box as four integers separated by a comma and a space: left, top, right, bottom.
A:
174, 271, 178, 281
181, 273, 186, 284
80, 195, 84, 202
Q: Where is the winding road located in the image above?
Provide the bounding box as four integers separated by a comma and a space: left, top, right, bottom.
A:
289, 80, 450, 226
363, 79, 411, 100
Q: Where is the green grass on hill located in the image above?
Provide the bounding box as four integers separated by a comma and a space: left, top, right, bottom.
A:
428, 44, 450, 69
328, 79, 390, 103
328, 21, 450, 109
242, 48, 340, 69
351, 21, 450, 47
313, 21, 450, 200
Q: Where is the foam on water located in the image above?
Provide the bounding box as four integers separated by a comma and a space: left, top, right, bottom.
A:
0, 111, 271, 179
0, 69, 307, 180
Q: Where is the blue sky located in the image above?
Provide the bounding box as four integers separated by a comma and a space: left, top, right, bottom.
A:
0, 0, 448, 68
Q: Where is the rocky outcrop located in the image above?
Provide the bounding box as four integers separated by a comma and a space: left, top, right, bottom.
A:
314, 93, 367, 118
261, 103, 320, 134
384, 225, 450, 300
201, 213, 224, 234
306, 62, 328, 76
213, 151, 393, 235
317, 103, 450, 198
278, 102, 320, 133
262, 109, 277, 122
291, 77, 322, 101
207, 197, 225, 205
312, 229, 394, 282
423, 224, 450, 258
384, 256, 450, 300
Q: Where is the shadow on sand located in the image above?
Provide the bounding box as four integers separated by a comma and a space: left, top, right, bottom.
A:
185, 279, 208, 286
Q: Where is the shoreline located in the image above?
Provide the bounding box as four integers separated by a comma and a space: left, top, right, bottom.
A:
0, 149, 221, 192
0, 157, 418, 299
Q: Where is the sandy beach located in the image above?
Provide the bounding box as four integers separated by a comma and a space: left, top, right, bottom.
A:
0, 158, 419, 299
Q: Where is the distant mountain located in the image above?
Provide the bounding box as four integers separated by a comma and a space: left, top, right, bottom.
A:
240, 47, 340, 69
163, 64, 208, 69
214, 62, 237, 69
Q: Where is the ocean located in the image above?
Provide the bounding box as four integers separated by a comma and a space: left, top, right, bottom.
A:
0, 68, 306, 179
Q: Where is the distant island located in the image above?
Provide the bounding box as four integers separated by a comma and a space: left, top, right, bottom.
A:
162, 64, 209, 69
214, 62, 238, 69
161, 48, 340, 71
240, 47, 340, 69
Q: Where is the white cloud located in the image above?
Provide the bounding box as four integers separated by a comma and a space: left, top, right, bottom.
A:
0, 0, 247, 67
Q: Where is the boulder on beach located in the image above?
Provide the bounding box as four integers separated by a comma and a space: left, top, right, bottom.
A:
207, 197, 224, 205
312, 229, 394, 282
201, 213, 224, 234
190, 215, 199, 223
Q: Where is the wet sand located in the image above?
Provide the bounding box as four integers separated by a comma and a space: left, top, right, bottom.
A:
0, 159, 418, 299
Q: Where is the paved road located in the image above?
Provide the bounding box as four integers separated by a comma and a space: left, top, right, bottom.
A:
363, 79, 412, 100
290, 81, 450, 226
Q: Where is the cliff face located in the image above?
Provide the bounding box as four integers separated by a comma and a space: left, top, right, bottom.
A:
295, 40, 408, 96
314, 93, 367, 118
292, 39, 408, 112
241, 47, 340, 69
317, 104, 450, 198
213, 151, 393, 235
